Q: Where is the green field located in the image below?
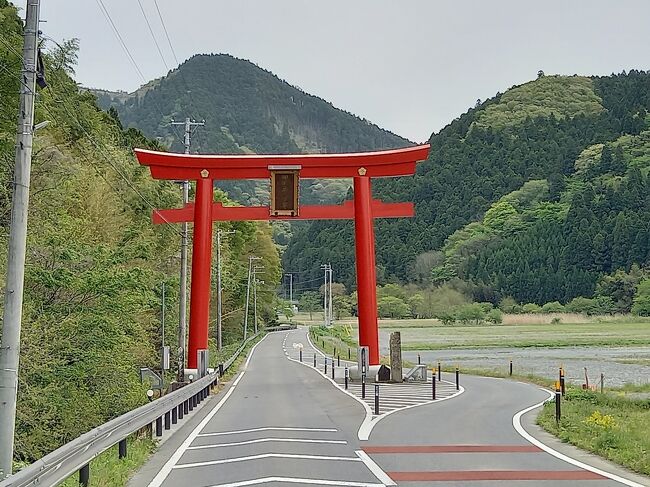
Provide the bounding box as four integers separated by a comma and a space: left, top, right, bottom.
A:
392, 321, 650, 350
293, 314, 650, 349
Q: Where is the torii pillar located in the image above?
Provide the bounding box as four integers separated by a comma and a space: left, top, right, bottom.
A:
134, 145, 430, 368
353, 174, 380, 364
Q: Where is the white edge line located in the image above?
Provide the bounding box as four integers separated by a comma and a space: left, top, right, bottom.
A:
146, 335, 267, 487
198, 426, 337, 437
300, 330, 375, 438
173, 453, 361, 469
207, 478, 384, 487
299, 328, 465, 441
355, 450, 396, 486
187, 437, 346, 450
513, 388, 647, 487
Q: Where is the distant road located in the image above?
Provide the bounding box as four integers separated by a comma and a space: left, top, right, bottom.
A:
130, 328, 647, 487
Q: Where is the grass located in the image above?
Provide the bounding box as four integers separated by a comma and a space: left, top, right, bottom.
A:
59, 437, 155, 487
538, 388, 650, 476
309, 325, 358, 362
294, 313, 650, 349
52, 333, 266, 486
387, 321, 650, 350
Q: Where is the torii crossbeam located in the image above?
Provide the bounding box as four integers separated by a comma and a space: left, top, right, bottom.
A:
135, 145, 430, 370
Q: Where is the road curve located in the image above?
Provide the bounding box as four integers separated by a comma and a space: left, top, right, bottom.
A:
129, 329, 648, 487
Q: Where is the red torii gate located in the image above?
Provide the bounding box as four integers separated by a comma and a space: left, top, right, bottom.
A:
134, 145, 430, 369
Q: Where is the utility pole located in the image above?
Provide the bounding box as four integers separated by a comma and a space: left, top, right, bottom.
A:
253, 265, 264, 334
243, 256, 261, 339
170, 117, 204, 382
216, 229, 235, 351
0, 0, 41, 478
327, 264, 334, 325
285, 273, 294, 304
321, 264, 331, 326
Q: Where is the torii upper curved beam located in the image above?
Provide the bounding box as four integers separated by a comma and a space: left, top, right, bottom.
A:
134, 144, 430, 180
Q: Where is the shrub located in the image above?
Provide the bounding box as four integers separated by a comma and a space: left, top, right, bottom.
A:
632, 279, 650, 316
541, 301, 564, 313
499, 296, 520, 313
565, 297, 601, 315
486, 308, 503, 324
522, 303, 542, 313
455, 303, 486, 324
435, 311, 456, 325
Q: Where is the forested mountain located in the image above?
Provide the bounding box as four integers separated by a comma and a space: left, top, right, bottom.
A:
284, 73, 650, 304
0, 2, 280, 463
93, 53, 409, 205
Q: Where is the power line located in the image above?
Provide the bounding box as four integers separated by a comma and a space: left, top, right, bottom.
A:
152, 0, 179, 65
136, 0, 169, 70
88, 4, 184, 144
95, 0, 146, 82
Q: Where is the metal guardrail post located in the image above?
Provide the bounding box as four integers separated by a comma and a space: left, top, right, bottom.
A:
0, 332, 261, 487
79, 464, 89, 487
172, 407, 177, 425
118, 439, 127, 459
164, 411, 171, 430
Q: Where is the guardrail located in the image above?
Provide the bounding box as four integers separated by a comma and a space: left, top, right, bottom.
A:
0, 333, 261, 487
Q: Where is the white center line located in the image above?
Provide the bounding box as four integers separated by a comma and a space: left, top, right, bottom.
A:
173, 453, 361, 469
198, 426, 337, 437
188, 437, 347, 450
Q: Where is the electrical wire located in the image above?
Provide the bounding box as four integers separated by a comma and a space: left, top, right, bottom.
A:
95, 0, 146, 82
0, 58, 186, 238
152, 0, 179, 66
136, 0, 169, 70
92, 1, 184, 143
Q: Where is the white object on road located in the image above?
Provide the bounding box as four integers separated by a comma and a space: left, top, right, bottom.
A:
355, 450, 397, 486
198, 426, 336, 437
187, 437, 347, 450
173, 453, 362, 470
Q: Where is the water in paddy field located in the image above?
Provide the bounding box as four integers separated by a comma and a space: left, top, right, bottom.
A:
379, 332, 650, 390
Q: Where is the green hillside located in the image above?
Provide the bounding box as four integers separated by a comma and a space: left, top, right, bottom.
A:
0, 3, 279, 463
94, 54, 410, 205
284, 72, 650, 302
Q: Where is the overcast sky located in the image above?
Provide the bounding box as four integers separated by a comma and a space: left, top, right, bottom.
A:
13, 0, 650, 142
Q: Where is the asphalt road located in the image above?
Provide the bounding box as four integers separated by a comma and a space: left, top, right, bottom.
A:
130, 330, 648, 487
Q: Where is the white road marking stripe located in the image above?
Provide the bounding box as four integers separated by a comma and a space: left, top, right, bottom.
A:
198, 426, 337, 437
355, 450, 396, 486
173, 453, 361, 469
207, 477, 385, 487
188, 437, 347, 450
513, 389, 646, 487
146, 336, 267, 487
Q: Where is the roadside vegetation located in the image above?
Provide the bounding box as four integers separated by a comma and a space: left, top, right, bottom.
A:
0, 2, 282, 467
538, 389, 650, 476
58, 437, 155, 487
